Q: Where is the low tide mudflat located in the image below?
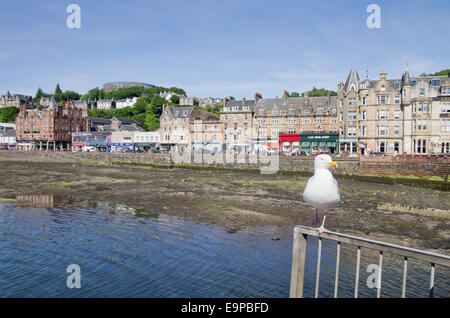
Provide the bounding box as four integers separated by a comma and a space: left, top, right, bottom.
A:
0, 153, 449, 253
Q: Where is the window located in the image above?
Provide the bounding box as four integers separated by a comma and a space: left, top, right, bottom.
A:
377, 141, 386, 153
394, 110, 400, 120
272, 109, 278, 115
259, 109, 264, 115
244, 114, 248, 120
394, 125, 400, 136
331, 118, 337, 124
377, 109, 388, 120
272, 119, 279, 125
348, 99, 357, 106
442, 120, 450, 132
339, 112, 344, 122
360, 110, 367, 120
348, 111, 356, 121
377, 96, 387, 104
257, 119, 265, 125
347, 127, 357, 136
419, 89, 425, 96
442, 103, 450, 113
302, 118, 310, 124
360, 126, 367, 136
394, 96, 400, 104
394, 142, 399, 153
340, 99, 343, 107
377, 125, 388, 136
414, 139, 427, 154
394, 82, 400, 89
361, 97, 367, 105
271, 129, 279, 137
432, 80, 441, 87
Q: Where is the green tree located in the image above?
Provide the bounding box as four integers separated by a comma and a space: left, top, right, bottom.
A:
134, 96, 152, 113
145, 111, 160, 131
61, 90, 81, 101
302, 87, 337, 97
290, 92, 300, 97
0, 107, 20, 123
170, 94, 180, 104
148, 96, 166, 116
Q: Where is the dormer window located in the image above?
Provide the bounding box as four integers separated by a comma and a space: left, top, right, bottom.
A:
272, 109, 278, 115
394, 82, 400, 89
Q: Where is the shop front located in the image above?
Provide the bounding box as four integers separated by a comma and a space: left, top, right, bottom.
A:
339, 138, 358, 154
72, 132, 111, 152
279, 133, 300, 154
300, 133, 339, 155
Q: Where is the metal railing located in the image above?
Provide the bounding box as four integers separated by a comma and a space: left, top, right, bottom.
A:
290, 225, 450, 298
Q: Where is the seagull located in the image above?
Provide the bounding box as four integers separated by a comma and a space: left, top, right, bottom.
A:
302, 154, 340, 233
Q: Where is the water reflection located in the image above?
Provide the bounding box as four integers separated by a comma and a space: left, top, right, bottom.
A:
0, 199, 448, 298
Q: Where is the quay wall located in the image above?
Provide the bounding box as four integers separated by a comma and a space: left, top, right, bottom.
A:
0, 151, 448, 180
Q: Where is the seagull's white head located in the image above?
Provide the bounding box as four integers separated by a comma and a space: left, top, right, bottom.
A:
314, 154, 338, 171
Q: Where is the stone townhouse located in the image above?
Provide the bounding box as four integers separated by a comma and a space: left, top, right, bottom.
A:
339, 69, 450, 155
220, 96, 256, 154
160, 105, 201, 152
1, 91, 33, 108
191, 110, 223, 154
96, 99, 116, 110
252, 91, 338, 154
15, 101, 90, 151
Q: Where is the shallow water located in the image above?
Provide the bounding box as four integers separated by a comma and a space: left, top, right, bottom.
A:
0, 199, 448, 298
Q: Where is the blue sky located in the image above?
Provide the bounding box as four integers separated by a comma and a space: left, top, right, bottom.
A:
0, 0, 449, 99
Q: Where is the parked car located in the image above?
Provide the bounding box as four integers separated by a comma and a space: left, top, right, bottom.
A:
82, 146, 96, 152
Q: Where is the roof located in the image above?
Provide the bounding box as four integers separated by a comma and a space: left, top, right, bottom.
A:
89, 117, 112, 125
112, 117, 138, 125
253, 96, 337, 115
170, 106, 194, 118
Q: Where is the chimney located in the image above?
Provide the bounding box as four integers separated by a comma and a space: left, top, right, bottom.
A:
242, 97, 246, 107
380, 70, 387, 80
223, 96, 230, 107
327, 90, 331, 105
283, 90, 290, 103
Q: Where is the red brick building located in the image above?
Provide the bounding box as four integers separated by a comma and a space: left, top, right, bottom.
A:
15, 101, 90, 151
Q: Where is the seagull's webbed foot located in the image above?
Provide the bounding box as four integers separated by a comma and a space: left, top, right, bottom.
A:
316, 226, 330, 234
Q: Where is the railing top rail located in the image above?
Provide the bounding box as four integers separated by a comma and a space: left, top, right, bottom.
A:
294, 226, 450, 267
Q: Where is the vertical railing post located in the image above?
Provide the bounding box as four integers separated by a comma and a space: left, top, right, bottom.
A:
315, 237, 322, 298
354, 246, 361, 298
334, 242, 341, 298
290, 229, 308, 298
429, 263, 435, 298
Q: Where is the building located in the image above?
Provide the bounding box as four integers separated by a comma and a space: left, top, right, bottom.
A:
191, 110, 223, 154
179, 96, 195, 106
252, 91, 338, 154
72, 131, 111, 152
198, 97, 224, 108
116, 97, 138, 109
1, 92, 33, 108
134, 130, 161, 151
159, 91, 185, 102
111, 131, 134, 152
160, 105, 201, 152
103, 81, 154, 92
89, 117, 144, 132
73, 99, 95, 110
39, 97, 57, 108
338, 69, 450, 155
96, 99, 116, 110
15, 101, 90, 151
0, 124, 16, 149
221, 96, 256, 154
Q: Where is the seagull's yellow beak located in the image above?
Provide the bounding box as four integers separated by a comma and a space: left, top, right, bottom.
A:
328, 161, 337, 168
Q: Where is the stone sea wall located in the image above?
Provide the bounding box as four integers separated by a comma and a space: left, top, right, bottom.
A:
0, 151, 448, 179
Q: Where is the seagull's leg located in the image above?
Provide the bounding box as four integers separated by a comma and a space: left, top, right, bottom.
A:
317, 209, 330, 233
312, 208, 319, 226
